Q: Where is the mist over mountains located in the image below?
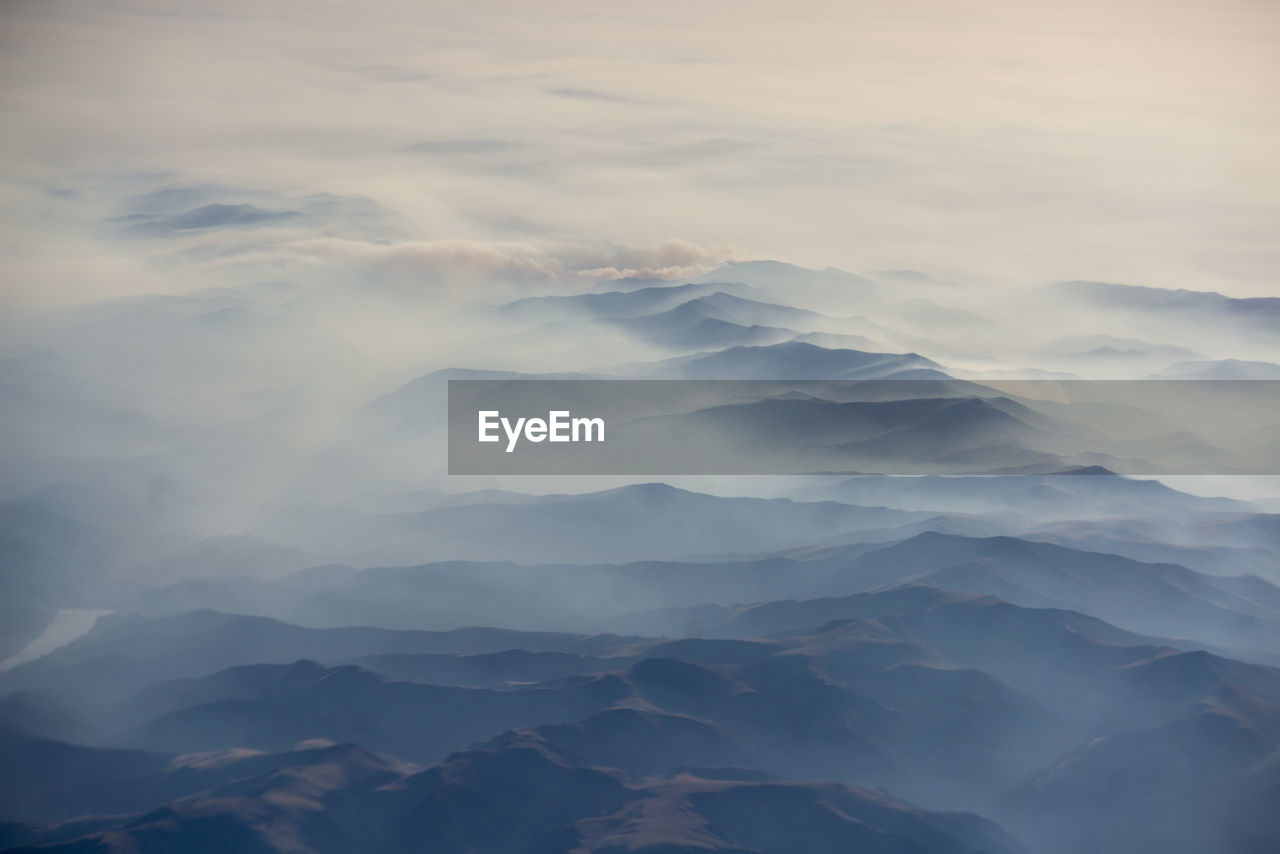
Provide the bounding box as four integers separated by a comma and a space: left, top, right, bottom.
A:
5, 0, 1280, 847
2, 244, 1279, 854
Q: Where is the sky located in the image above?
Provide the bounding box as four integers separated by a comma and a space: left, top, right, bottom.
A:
1, 0, 1278, 319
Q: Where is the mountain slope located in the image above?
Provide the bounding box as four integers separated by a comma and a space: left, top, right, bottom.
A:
644, 341, 944, 379
817, 532, 1280, 656
3, 739, 1026, 854
1053, 281, 1280, 339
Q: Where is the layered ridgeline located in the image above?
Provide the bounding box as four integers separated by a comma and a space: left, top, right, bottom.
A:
2, 260, 1279, 853
3, 587, 1279, 854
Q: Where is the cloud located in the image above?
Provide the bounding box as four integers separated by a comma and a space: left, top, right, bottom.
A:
404, 139, 523, 156
269, 236, 741, 292
284, 237, 563, 282
3, 0, 1278, 303
112, 203, 303, 235
551, 239, 741, 282
546, 88, 650, 105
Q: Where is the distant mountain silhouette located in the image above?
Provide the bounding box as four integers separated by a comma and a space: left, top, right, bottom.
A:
790, 472, 1252, 516
699, 259, 882, 298
494, 281, 754, 320
1147, 358, 1280, 380
602, 298, 797, 349
1054, 280, 1280, 338
1033, 333, 1204, 363
813, 532, 1280, 655
610, 394, 1096, 475
643, 341, 945, 379
261, 482, 934, 566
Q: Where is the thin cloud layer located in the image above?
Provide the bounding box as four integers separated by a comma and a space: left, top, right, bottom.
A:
2, 0, 1277, 315
278, 236, 737, 286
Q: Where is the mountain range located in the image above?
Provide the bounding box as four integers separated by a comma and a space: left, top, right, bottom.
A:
4, 259, 1280, 853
